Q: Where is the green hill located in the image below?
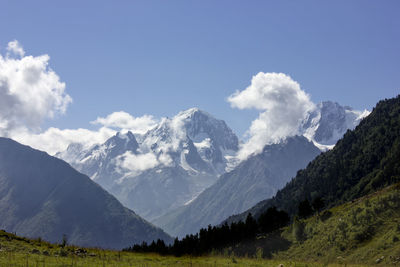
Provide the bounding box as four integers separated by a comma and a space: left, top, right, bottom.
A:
277, 183, 400, 265
226, 95, 400, 223
223, 183, 400, 265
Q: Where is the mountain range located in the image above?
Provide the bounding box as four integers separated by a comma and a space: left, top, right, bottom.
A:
57, 108, 239, 221
57, 101, 368, 237
1, 95, 398, 265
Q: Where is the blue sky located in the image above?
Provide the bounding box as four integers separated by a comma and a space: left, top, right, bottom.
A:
1, 0, 399, 140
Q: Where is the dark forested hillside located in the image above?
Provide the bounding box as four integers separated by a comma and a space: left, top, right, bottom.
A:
226, 95, 400, 223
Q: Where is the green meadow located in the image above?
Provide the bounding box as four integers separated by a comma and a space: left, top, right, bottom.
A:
2, 183, 400, 267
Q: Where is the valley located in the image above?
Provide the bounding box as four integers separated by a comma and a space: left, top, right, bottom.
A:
0, 5, 398, 264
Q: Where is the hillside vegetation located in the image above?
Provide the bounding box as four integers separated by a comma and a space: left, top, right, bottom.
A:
2, 183, 398, 266
0, 229, 369, 267
227, 95, 400, 223
220, 183, 400, 265
277, 182, 400, 265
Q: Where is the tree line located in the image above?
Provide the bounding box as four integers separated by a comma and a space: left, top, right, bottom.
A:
124, 195, 326, 256
124, 206, 290, 256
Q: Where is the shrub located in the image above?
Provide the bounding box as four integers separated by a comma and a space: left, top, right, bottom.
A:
292, 218, 306, 242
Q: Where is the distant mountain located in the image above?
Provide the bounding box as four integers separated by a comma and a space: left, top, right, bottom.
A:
152, 101, 367, 237
57, 108, 239, 221
301, 101, 369, 150
0, 138, 171, 249
57, 131, 140, 190
225, 95, 400, 224
154, 136, 321, 237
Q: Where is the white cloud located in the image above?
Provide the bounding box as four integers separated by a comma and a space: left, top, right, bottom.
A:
11, 126, 116, 155
8, 111, 159, 156
116, 151, 160, 174
158, 152, 173, 166
0, 40, 164, 155
228, 72, 315, 160
91, 111, 157, 134
7, 40, 25, 57
10, 110, 161, 155
0, 40, 72, 135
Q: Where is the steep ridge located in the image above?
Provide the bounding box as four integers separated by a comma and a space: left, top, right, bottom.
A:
154, 136, 321, 237
226, 95, 400, 224
222, 183, 400, 265
274, 183, 400, 265
0, 138, 171, 249
58, 131, 140, 190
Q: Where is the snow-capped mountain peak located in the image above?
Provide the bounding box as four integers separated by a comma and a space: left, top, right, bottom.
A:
104, 131, 139, 154
57, 108, 240, 221
56, 103, 368, 223
301, 101, 370, 150
139, 108, 239, 173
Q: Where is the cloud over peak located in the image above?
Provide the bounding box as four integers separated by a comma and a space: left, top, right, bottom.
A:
228, 72, 315, 160
91, 111, 157, 134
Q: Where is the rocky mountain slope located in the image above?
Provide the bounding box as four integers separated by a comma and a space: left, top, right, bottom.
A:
154, 136, 321, 237
0, 137, 171, 249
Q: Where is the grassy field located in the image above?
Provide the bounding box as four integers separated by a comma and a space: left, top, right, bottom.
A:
3, 184, 400, 267
0, 251, 369, 267
0, 230, 368, 267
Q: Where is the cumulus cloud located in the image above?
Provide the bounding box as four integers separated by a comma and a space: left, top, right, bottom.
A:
228, 72, 315, 160
11, 126, 116, 155
115, 150, 173, 178
91, 111, 157, 134
116, 151, 159, 173
0, 40, 72, 135
11, 111, 159, 155
0, 40, 162, 155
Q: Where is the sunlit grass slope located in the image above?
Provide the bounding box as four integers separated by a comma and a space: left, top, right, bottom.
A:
274, 183, 400, 265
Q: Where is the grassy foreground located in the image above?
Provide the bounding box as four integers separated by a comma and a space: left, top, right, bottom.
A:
0, 252, 368, 267
0, 230, 367, 267
3, 184, 400, 267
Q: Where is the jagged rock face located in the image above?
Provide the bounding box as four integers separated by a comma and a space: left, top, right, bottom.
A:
141, 108, 239, 174
57, 108, 239, 221
0, 138, 171, 249
58, 131, 139, 190
179, 109, 239, 172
